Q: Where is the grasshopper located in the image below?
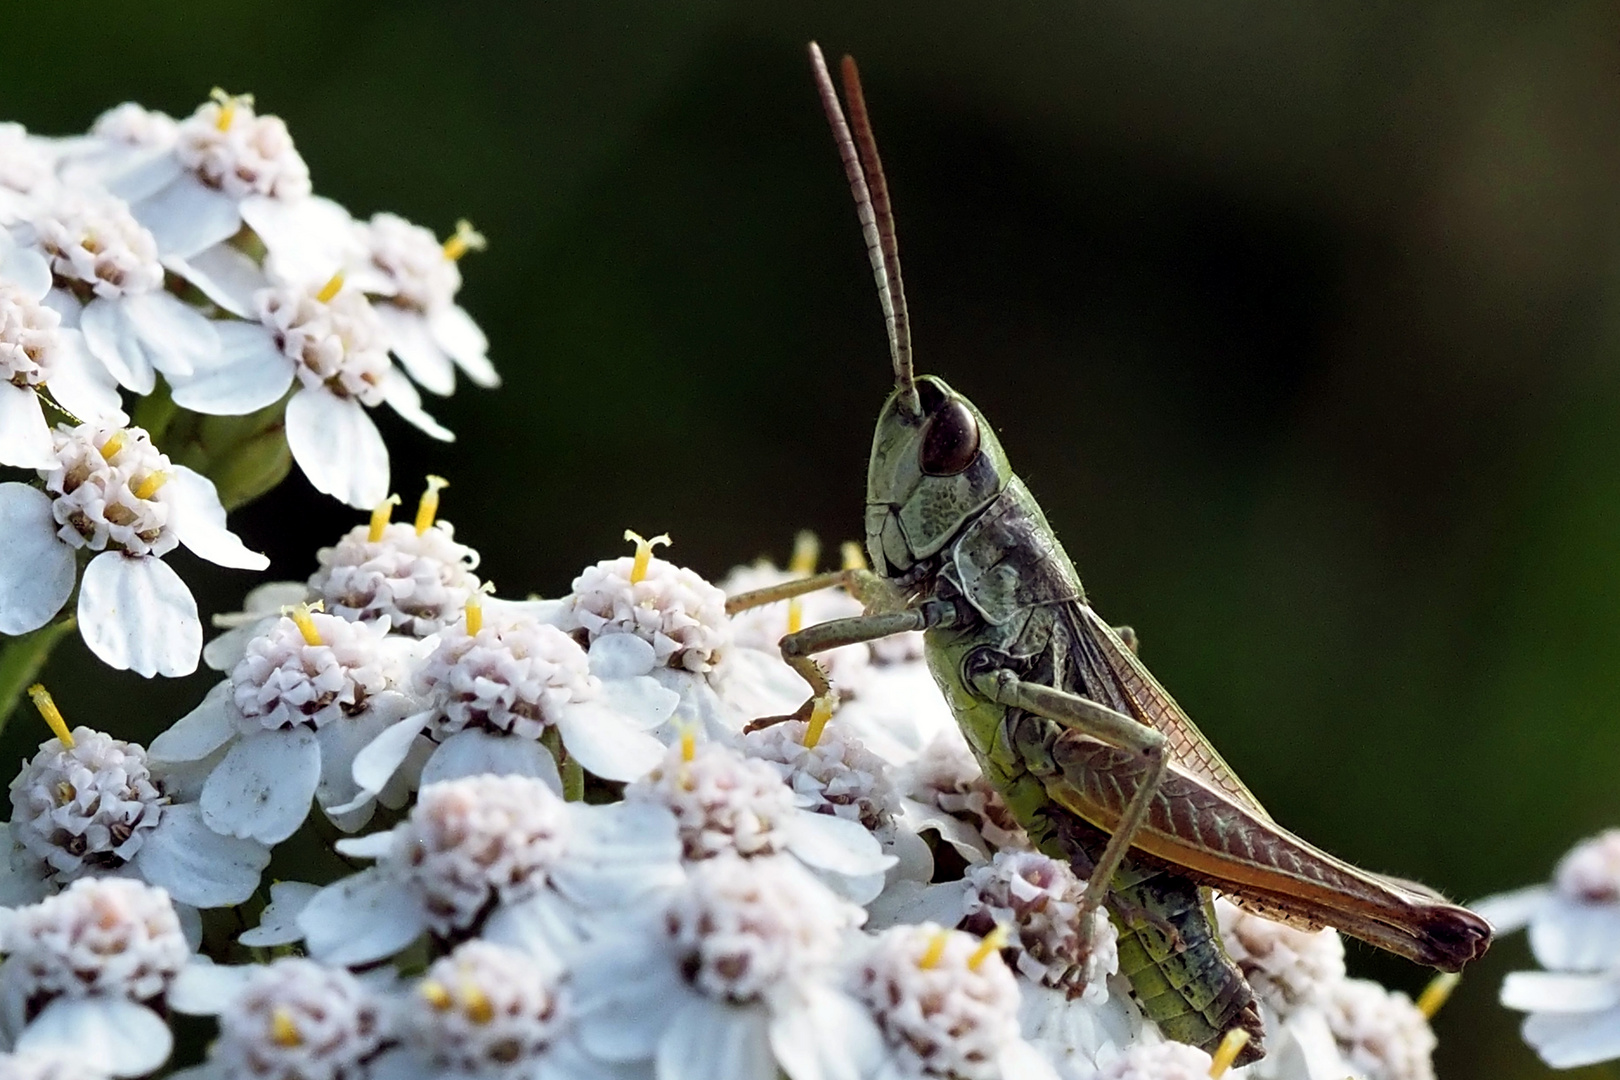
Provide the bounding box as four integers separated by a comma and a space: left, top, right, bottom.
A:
728, 43, 1493, 1064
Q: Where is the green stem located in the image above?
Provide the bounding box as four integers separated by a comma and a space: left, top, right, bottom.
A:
131, 379, 178, 443
0, 618, 78, 734
541, 727, 586, 801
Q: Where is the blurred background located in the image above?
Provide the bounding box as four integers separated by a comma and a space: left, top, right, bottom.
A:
4, 2, 1619, 1074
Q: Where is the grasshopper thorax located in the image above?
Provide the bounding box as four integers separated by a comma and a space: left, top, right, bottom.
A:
865, 375, 1014, 577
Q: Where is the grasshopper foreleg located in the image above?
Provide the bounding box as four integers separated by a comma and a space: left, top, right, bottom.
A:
725, 567, 905, 616
973, 670, 1169, 931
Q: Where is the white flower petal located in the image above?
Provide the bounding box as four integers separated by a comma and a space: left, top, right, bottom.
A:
0, 485, 74, 634
332, 831, 397, 861
589, 633, 658, 679
168, 961, 259, 1015
200, 727, 321, 844
239, 881, 321, 947
1524, 1005, 1620, 1070
0, 384, 56, 470
148, 680, 237, 762
865, 879, 971, 931
314, 701, 406, 815
80, 295, 154, 393
381, 371, 453, 441
298, 867, 428, 966
18, 997, 172, 1078
375, 303, 455, 395
167, 321, 294, 415
1471, 885, 1548, 936
0, 244, 51, 300
164, 242, 269, 317
419, 729, 564, 793
482, 892, 585, 965
347, 712, 433, 805
551, 801, 682, 909
770, 983, 884, 1080
165, 465, 269, 569
104, 151, 185, 205
44, 330, 125, 422
1531, 896, 1620, 972
120, 290, 219, 378
0, 825, 50, 907
284, 387, 389, 509
783, 810, 897, 878
597, 676, 681, 731
574, 938, 689, 1061
429, 305, 499, 387
240, 195, 361, 285
130, 173, 242, 258
132, 802, 270, 907
657, 998, 777, 1080
78, 551, 201, 677
554, 702, 667, 782
1502, 970, 1620, 1013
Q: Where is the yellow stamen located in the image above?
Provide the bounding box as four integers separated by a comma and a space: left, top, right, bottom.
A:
285, 602, 325, 647
28, 685, 73, 749
416, 475, 449, 535
786, 599, 804, 635
840, 541, 867, 571
680, 726, 697, 763
315, 272, 345, 303
789, 531, 819, 576
419, 980, 453, 1010
210, 87, 252, 131
802, 695, 834, 749
1208, 1028, 1250, 1079
461, 980, 494, 1024
967, 924, 1011, 971
132, 471, 169, 501
368, 494, 401, 542
1416, 971, 1460, 1020
54, 781, 74, 806
269, 1005, 302, 1048
441, 219, 487, 262
464, 581, 494, 636
98, 430, 126, 462
916, 929, 951, 970
623, 529, 671, 584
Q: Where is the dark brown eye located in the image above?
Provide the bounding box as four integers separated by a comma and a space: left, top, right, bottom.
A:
920, 400, 980, 475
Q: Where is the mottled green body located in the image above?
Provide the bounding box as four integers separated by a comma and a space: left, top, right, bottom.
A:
913, 476, 1263, 1057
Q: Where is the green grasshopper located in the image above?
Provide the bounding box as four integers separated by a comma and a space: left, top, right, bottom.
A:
728, 43, 1493, 1064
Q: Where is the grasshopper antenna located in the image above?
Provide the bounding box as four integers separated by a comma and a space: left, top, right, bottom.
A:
808, 42, 921, 419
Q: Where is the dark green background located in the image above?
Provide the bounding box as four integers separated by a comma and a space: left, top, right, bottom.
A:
7, 3, 1620, 1076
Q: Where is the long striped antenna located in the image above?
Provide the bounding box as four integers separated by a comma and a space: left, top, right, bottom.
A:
808, 42, 921, 419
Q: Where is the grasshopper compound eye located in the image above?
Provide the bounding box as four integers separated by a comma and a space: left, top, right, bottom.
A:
920, 399, 980, 476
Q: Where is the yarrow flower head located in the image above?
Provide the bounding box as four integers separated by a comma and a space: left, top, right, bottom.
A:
900, 732, 1030, 863
1214, 897, 1345, 1014
0, 423, 266, 676
568, 532, 732, 676
742, 717, 902, 834
960, 850, 1117, 1004
1322, 979, 1436, 1080
295, 774, 681, 967
309, 501, 482, 637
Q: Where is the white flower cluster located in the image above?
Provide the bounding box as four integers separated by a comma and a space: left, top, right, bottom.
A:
0, 91, 498, 678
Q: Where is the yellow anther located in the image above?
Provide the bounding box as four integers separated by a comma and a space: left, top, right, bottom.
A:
98, 430, 126, 462
269, 1005, 302, 1047
1208, 1028, 1250, 1078
419, 980, 453, 1010
460, 980, 494, 1024
316, 272, 346, 303
368, 494, 401, 542
131, 470, 170, 501
789, 531, 819, 576
802, 695, 834, 749
840, 542, 867, 571
416, 475, 449, 535
680, 726, 697, 763
210, 87, 253, 131
442, 219, 487, 262
1416, 971, 1460, 1020
464, 581, 495, 636
623, 529, 671, 584
28, 685, 73, 749
786, 599, 804, 635
54, 781, 75, 806
285, 602, 325, 647
916, 929, 951, 970
967, 924, 1011, 971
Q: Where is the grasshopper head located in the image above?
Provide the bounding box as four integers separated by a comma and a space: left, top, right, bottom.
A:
865, 374, 1013, 576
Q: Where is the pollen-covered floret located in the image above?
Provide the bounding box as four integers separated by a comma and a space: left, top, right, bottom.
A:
0, 282, 61, 388
211, 959, 389, 1080
31, 193, 163, 300
666, 855, 854, 1003
2, 878, 187, 1002
9, 728, 165, 879
743, 718, 900, 832
1095, 1041, 1214, 1080
907, 734, 1029, 851
569, 555, 731, 674
1214, 897, 1345, 1013
231, 613, 392, 732
961, 849, 1116, 1002
628, 741, 797, 861
1322, 978, 1436, 1080
365, 212, 462, 313
418, 618, 598, 741
256, 283, 390, 405
852, 924, 1023, 1080
309, 521, 481, 638
44, 424, 175, 558
404, 941, 568, 1078
388, 775, 572, 935
1554, 829, 1620, 903
0, 123, 53, 199
176, 95, 310, 201
90, 103, 178, 149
